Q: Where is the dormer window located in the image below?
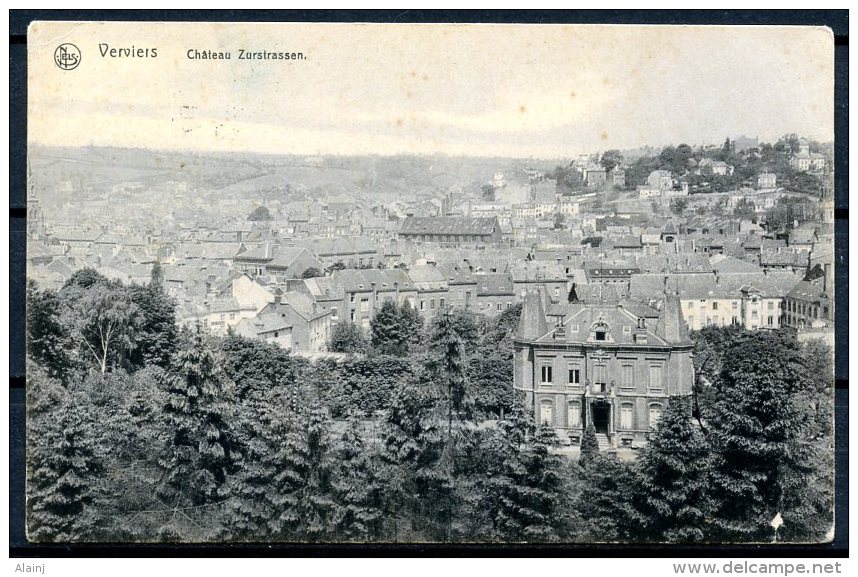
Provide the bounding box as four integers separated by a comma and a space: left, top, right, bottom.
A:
589, 319, 612, 343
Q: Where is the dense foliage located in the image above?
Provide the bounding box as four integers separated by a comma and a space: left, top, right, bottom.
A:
25, 274, 834, 544
621, 135, 830, 196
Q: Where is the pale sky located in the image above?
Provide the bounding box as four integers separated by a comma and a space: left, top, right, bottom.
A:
28, 22, 834, 158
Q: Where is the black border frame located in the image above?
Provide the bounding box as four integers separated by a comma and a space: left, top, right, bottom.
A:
9, 9, 849, 558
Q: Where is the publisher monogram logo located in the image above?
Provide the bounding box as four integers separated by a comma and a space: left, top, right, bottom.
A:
54, 43, 81, 70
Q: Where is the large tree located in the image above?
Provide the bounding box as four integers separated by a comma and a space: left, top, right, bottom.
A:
277, 406, 341, 542
329, 417, 387, 541
26, 366, 105, 542
328, 322, 368, 354
637, 397, 713, 542
429, 310, 472, 434
576, 451, 646, 542
600, 149, 623, 174
370, 300, 410, 356
379, 379, 449, 541
247, 205, 273, 221
707, 331, 822, 541
222, 385, 294, 541
220, 333, 304, 398
157, 328, 240, 538
126, 271, 178, 370
476, 407, 574, 542
690, 325, 745, 423
62, 281, 144, 374
26, 280, 75, 380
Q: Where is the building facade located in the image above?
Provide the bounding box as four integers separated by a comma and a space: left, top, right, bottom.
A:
399, 216, 503, 246
514, 290, 694, 448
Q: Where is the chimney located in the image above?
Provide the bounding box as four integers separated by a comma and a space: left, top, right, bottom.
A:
634, 316, 648, 344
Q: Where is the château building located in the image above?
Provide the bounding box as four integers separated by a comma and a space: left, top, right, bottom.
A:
513, 286, 694, 449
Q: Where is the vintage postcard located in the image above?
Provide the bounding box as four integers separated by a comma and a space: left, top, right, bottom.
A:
25, 21, 835, 544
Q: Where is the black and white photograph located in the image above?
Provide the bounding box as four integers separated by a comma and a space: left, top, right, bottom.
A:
21, 19, 837, 546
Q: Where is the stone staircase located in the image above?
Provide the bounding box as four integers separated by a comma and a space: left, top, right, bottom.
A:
595, 433, 611, 451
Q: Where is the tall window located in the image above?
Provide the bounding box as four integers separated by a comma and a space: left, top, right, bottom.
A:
649, 404, 664, 429
567, 402, 581, 427
540, 401, 553, 425
568, 367, 580, 386
541, 365, 553, 384
649, 365, 663, 390
622, 364, 633, 388
593, 364, 605, 387
621, 403, 634, 429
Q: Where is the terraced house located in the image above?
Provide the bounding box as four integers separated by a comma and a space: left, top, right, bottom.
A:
629, 271, 801, 331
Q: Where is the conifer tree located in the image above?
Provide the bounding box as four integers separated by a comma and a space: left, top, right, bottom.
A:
371, 300, 409, 356
269, 403, 341, 541
221, 386, 293, 541
295, 406, 340, 541
478, 407, 572, 542
579, 423, 600, 466
27, 367, 105, 542
707, 331, 817, 541
576, 452, 646, 542
157, 327, 239, 537
399, 301, 425, 349
330, 417, 386, 541
379, 380, 446, 541
637, 397, 712, 542
430, 310, 470, 432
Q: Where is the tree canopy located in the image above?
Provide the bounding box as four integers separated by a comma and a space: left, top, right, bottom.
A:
247, 205, 273, 221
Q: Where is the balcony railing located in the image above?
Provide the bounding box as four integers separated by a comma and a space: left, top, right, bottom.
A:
586, 380, 613, 396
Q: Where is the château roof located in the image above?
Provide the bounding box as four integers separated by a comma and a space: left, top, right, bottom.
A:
516, 290, 548, 341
